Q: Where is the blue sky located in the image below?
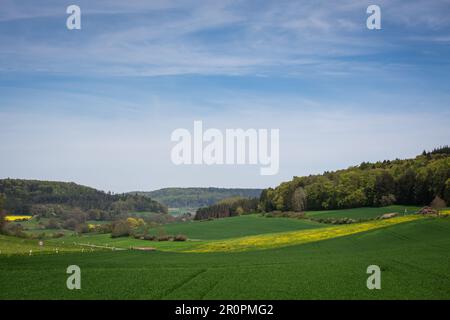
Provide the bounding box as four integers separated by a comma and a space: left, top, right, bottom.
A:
1, 0, 450, 192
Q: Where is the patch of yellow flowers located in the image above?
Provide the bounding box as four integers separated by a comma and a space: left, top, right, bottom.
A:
185, 215, 423, 253
5, 215, 32, 222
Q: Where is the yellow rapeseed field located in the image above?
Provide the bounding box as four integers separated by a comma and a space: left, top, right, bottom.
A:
5, 215, 32, 222
185, 215, 423, 253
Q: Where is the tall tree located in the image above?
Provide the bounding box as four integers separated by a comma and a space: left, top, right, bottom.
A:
291, 187, 307, 212
0, 193, 6, 233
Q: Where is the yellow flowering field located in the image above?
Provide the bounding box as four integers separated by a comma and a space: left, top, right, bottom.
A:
185, 215, 423, 253
5, 215, 32, 222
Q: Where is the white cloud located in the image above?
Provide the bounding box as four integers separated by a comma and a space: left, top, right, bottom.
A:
1, 0, 449, 76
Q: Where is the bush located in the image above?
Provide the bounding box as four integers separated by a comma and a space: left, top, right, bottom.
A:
174, 234, 187, 241
4, 223, 28, 238
52, 232, 65, 238
263, 211, 305, 219
62, 218, 78, 230
311, 217, 357, 225
144, 235, 156, 241
111, 221, 131, 238
45, 219, 60, 229
97, 223, 112, 234
28, 232, 46, 240
157, 235, 170, 241
75, 223, 89, 234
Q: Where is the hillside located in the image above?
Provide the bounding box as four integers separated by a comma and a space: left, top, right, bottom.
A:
261, 147, 450, 212
0, 179, 167, 215
132, 187, 262, 208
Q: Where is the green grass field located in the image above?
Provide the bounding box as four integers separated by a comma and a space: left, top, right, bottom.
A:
305, 205, 421, 219
0, 234, 86, 255
149, 214, 325, 240
1, 207, 449, 299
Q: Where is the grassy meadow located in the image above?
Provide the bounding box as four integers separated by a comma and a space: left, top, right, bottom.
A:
305, 205, 422, 220
1, 206, 450, 299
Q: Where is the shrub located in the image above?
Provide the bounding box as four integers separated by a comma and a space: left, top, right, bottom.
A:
62, 218, 78, 230
97, 223, 112, 234
75, 223, 89, 234
174, 234, 187, 241
157, 235, 170, 241
111, 221, 131, 238
4, 223, 27, 238
45, 219, 60, 229
52, 232, 65, 238
263, 211, 305, 219
311, 217, 357, 225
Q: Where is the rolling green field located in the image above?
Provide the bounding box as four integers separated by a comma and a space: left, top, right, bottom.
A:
0, 234, 86, 255
305, 205, 421, 219
1, 207, 449, 299
43, 215, 326, 252
149, 214, 325, 240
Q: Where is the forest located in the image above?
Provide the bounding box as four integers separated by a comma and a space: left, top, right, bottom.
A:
0, 179, 167, 215
259, 147, 450, 212
194, 147, 450, 220
195, 197, 259, 220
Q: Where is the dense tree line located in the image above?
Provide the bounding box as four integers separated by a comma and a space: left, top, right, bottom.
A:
260, 147, 450, 212
0, 179, 167, 215
0, 193, 6, 233
195, 197, 259, 220
134, 187, 262, 208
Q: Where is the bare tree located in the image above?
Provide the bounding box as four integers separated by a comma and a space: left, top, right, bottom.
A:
430, 196, 447, 215
291, 187, 307, 212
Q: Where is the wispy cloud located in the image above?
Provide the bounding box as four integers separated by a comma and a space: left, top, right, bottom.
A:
1, 0, 449, 77
1, 1, 450, 191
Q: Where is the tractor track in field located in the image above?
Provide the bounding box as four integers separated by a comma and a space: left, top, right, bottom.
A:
198, 277, 222, 300
383, 229, 413, 241
390, 259, 450, 282
160, 268, 207, 299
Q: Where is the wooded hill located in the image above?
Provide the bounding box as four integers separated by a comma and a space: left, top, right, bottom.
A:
193, 147, 450, 220
195, 197, 259, 220
260, 147, 450, 212
132, 187, 262, 208
0, 179, 167, 215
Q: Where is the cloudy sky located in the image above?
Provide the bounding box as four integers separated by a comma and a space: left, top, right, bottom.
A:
1, 0, 450, 192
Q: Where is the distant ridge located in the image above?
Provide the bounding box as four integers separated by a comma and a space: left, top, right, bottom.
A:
131, 187, 263, 208
0, 178, 167, 214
